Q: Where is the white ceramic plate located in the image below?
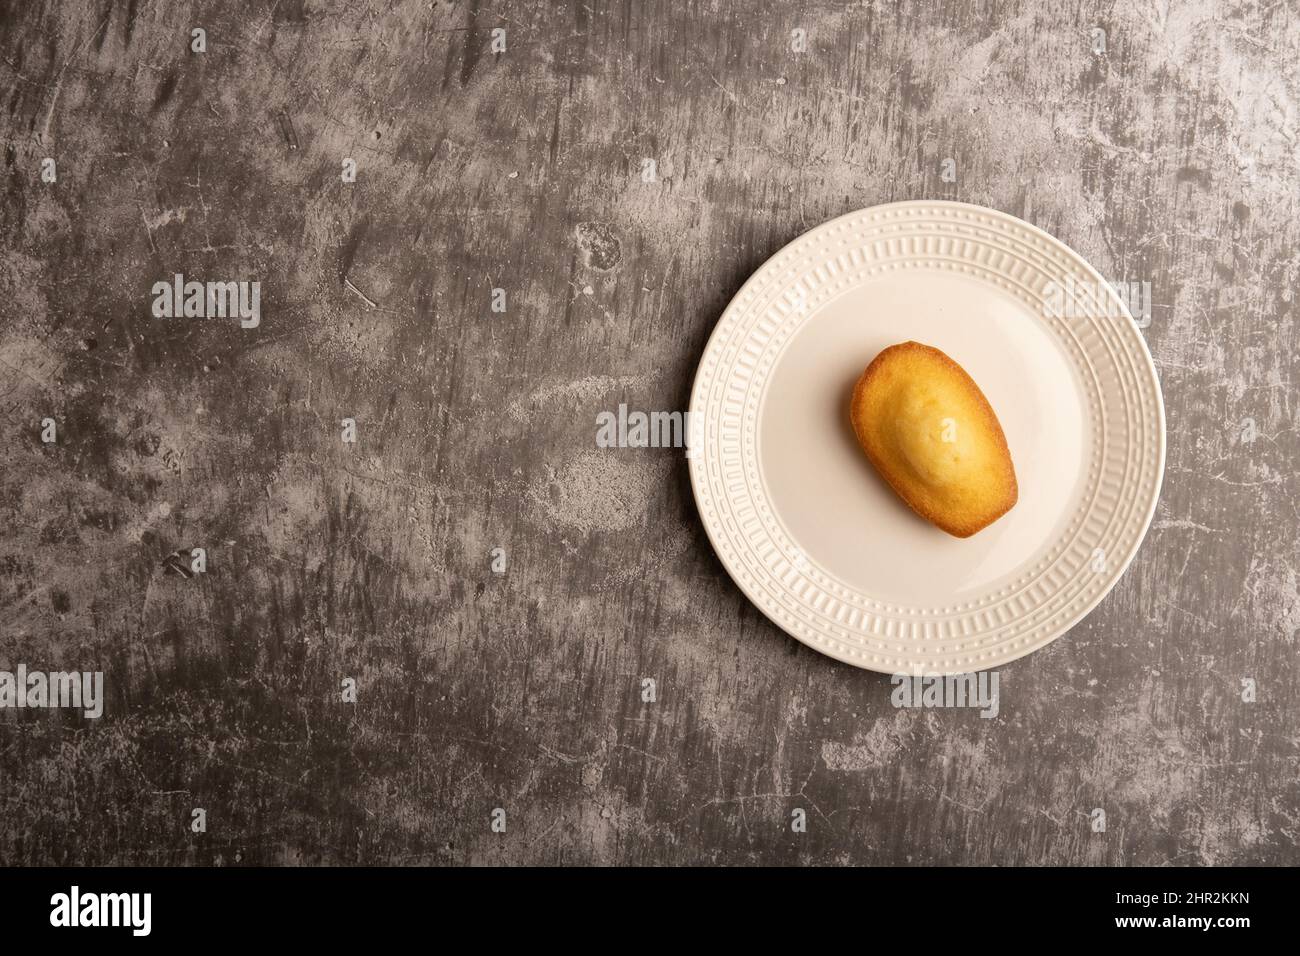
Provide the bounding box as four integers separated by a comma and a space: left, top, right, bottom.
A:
688, 201, 1165, 674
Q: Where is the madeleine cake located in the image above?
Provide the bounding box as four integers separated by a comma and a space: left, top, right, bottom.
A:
850, 341, 1017, 538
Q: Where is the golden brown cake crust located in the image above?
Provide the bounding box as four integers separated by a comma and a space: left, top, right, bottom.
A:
850, 341, 1018, 538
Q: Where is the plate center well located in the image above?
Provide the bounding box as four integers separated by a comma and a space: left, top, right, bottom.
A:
758, 268, 1091, 608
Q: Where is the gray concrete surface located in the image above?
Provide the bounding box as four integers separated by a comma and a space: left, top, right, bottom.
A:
1, 0, 1297, 865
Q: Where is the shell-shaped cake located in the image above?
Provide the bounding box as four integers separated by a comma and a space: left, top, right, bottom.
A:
850, 341, 1018, 538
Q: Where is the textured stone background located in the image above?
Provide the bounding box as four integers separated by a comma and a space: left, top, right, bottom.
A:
1, 0, 1297, 865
